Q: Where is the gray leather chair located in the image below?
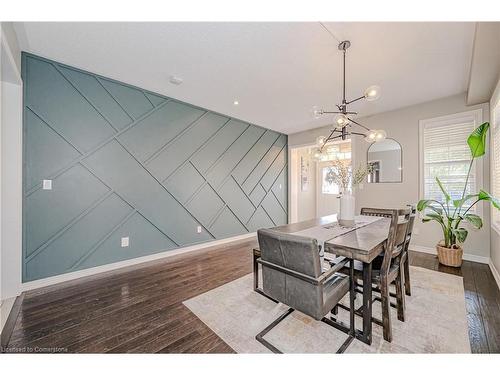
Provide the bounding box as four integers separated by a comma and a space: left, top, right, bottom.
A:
256, 228, 355, 353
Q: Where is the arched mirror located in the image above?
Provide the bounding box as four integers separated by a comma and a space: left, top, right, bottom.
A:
367, 138, 402, 183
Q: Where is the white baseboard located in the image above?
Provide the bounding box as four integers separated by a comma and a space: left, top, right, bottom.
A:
409, 244, 490, 264
21, 232, 256, 292
489, 259, 500, 292
0, 297, 16, 334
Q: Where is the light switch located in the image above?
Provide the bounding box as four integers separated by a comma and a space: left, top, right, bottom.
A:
121, 237, 129, 247
279, 184, 282, 189
197, 226, 202, 234
42, 179, 52, 190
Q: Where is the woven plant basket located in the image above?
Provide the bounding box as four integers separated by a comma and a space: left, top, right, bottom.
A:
436, 242, 463, 267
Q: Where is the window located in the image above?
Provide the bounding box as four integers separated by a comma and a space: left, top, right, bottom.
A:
419, 110, 483, 213
321, 167, 340, 195
318, 140, 352, 195
492, 101, 500, 232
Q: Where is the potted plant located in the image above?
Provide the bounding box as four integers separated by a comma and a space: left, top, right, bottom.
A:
417, 122, 500, 267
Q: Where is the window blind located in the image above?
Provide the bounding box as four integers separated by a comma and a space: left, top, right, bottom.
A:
492, 101, 500, 228
422, 113, 478, 211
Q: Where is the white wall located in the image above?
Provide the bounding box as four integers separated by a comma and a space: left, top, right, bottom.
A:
1, 29, 3, 305
289, 93, 491, 260
1, 81, 23, 300
1, 22, 23, 310
292, 147, 316, 222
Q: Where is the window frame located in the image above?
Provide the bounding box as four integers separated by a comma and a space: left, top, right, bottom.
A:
419, 109, 484, 217
492, 100, 500, 235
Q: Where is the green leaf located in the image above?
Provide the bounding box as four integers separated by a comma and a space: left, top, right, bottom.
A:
426, 213, 444, 223
464, 214, 483, 229
416, 200, 429, 212
453, 194, 477, 208
467, 122, 489, 158
417, 199, 443, 215
435, 177, 450, 203
478, 190, 500, 210
452, 228, 468, 243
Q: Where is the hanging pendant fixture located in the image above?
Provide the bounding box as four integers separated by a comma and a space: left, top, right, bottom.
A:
311, 39, 386, 161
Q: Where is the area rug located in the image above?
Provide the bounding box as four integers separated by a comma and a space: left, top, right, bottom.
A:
183, 266, 470, 353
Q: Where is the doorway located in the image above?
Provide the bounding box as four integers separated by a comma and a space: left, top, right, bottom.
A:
290, 139, 352, 223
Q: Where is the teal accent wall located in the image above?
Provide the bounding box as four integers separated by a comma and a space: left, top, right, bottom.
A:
22, 53, 288, 282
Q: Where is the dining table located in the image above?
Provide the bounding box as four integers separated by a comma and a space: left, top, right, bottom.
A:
255, 213, 391, 346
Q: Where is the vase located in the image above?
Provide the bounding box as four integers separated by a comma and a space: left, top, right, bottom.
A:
339, 191, 355, 227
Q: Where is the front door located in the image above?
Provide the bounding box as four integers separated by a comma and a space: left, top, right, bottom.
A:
316, 161, 340, 217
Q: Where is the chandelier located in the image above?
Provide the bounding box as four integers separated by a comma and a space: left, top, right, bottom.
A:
311, 40, 387, 160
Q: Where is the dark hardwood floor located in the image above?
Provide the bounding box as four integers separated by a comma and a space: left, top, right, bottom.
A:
409, 251, 500, 353
2, 241, 500, 353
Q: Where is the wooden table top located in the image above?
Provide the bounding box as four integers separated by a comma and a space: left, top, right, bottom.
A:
273, 214, 391, 263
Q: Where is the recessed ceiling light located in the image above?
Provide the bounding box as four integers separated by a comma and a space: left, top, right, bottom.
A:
233, 100, 239, 105
169, 75, 183, 85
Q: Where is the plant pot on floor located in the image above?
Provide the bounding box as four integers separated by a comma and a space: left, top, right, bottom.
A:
436, 242, 463, 267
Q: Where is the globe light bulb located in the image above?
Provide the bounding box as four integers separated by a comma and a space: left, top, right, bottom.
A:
364, 130, 377, 143
334, 114, 350, 128
311, 105, 323, 119
364, 85, 381, 101
375, 129, 387, 141
312, 149, 322, 161
316, 135, 327, 147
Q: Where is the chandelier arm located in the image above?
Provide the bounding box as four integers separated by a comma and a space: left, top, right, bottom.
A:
346, 95, 366, 105
342, 49, 346, 103
323, 134, 345, 143
319, 129, 337, 151
350, 131, 367, 136
321, 111, 357, 115
347, 117, 371, 132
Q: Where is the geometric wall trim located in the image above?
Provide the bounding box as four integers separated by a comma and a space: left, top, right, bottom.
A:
22, 53, 288, 282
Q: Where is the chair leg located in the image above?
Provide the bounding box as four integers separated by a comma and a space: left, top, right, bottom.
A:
253, 253, 259, 291
380, 283, 392, 342
404, 253, 411, 296
349, 259, 356, 336
255, 308, 294, 353
395, 272, 405, 322
256, 306, 355, 353
331, 305, 339, 315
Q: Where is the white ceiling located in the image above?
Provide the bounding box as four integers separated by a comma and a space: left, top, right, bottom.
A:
14, 22, 475, 134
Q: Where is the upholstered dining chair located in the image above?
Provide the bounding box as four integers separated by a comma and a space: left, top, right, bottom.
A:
256, 228, 356, 353
333, 208, 407, 342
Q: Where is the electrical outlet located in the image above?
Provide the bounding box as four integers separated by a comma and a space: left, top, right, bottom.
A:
197, 226, 202, 233
42, 179, 52, 190
413, 228, 420, 235
121, 237, 129, 247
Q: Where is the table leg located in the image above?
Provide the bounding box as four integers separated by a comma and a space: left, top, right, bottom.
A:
361, 261, 373, 345
253, 252, 259, 291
